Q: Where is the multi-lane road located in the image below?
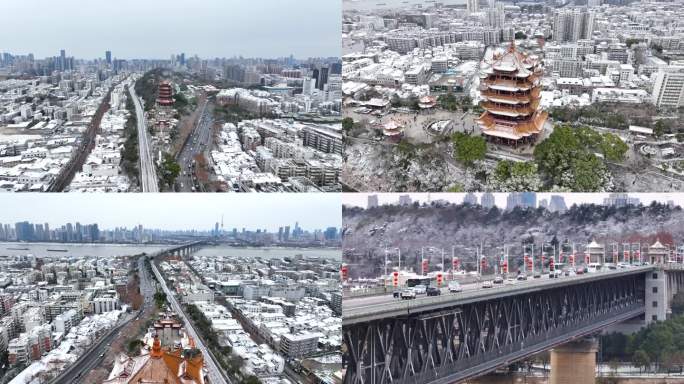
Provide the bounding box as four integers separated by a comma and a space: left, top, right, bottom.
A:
128, 86, 159, 192
150, 259, 230, 384
344, 265, 653, 323
177, 99, 212, 192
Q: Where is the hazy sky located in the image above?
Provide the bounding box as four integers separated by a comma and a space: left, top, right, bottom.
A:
1, 0, 341, 59
343, 193, 684, 208
0, 194, 341, 231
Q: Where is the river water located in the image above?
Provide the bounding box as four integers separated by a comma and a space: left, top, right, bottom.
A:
0, 242, 167, 258
193, 245, 342, 261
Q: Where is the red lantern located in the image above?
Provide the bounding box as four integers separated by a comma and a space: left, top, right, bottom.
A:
480, 257, 487, 271
549, 257, 555, 271
422, 259, 429, 275
341, 265, 348, 281
584, 252, 590, 265
436, 272, 443, 287
452, 257, 460, 271
501, 260, 508, 274
569, 253, 575, 267
393, 271, 399, 287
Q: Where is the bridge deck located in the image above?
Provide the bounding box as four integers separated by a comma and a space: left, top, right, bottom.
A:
343, 266, 654, 325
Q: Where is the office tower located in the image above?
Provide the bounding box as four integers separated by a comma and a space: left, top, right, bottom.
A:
105, 50, 112, 65
467, 0, 479, 13
652, 65, 684, 108
549, 195, 568, 213
60, 49, 66, 71
487, 2, 505, 28
317, 65, 329, 91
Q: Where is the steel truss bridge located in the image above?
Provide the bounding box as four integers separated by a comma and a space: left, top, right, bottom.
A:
343, 268, 654, 384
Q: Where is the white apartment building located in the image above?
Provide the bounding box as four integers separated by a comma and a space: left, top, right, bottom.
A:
652, 65, 684, 108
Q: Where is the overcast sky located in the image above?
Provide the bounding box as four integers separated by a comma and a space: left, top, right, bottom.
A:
343, 193, 684, 208
0, 0, 341, 59
0, 194, 341, 231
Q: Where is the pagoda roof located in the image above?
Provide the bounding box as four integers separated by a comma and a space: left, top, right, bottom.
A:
651, 239, 666, 249
487, 41, 538, 77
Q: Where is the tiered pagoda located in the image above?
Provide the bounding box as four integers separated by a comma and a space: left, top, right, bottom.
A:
477, 42, 547, 146
157, 81, 174, 107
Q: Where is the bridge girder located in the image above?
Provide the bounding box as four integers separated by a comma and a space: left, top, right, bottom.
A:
343, 274, 645, 384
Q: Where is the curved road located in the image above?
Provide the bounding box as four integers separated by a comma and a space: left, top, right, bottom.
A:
129, 86, 159, 192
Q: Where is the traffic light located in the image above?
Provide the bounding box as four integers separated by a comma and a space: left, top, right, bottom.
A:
436, 272, 443, 287
569, 253, 575, 267
452, 257, 460, 271
501, 259, 508, 274
341, 264, 348, 281
422, 259, 429, 275
549, 257, 555, 271
584, 252, 590, 265
393, 271, 399, 287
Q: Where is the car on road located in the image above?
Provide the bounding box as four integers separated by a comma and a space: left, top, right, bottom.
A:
516, 273, 528, 281
493, 276, 504, 284
400, 289, 416, 300
504, 278, 517, 285
549, 269, 563, 278
413, 284, 427, 295
533, 272, 542, 279
482, 280, 493, 288
426, 287, 441, 296
448, 281, 462, 292
393, 290, 401, 298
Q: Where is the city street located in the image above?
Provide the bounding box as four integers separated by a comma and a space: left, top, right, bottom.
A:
129, 86, 159, 193
177, 99, 212, 192
150, 258, 230, 384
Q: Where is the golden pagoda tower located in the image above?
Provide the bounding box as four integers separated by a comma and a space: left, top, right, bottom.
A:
477, 41, 547, 146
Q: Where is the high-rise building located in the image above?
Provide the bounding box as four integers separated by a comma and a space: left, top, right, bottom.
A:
367, 195, 379, 209
477, 42, 547, 145
487, 2, 505, 28
553, 9, 595, 42
105, 50, 112, 65
59, 49, 66, 71
549, 195, 568, 213
463, 193, 478, 205
467, 0, 479, 13
481, 193, 496, 209
603, 193, 640, 208
651, 65, 684, 108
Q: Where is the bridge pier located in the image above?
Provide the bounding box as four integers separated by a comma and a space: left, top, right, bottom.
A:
550, 338, 598, 384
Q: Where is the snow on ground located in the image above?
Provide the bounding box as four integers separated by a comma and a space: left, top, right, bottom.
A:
8, 311, 122, 384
